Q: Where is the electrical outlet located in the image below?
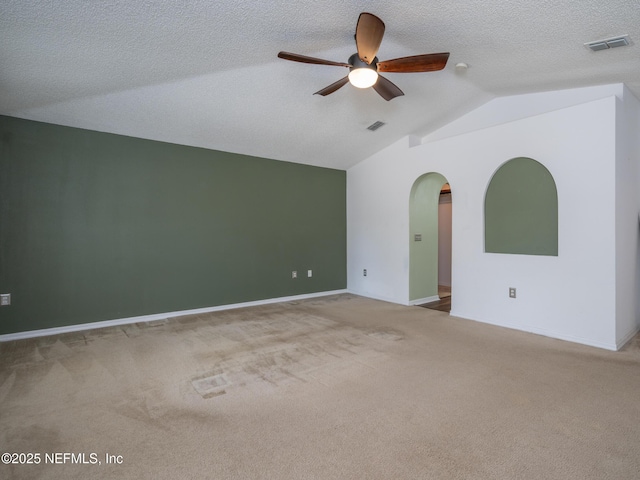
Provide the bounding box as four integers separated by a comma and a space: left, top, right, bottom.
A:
363, 269, 367, 277
307, 270, 312, 278
0, 293, 11, 306
292, 271, 297, 279
509, 287, 516, 298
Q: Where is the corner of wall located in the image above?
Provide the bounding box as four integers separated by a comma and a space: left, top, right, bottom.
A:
408, 135, 422, 148
614, 88, 640, 347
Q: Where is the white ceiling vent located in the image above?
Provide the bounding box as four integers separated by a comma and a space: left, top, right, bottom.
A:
367, 121, 386, 131
585, 35, 630, 51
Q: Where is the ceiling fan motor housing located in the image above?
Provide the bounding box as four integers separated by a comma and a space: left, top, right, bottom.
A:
349, 53, 378, 71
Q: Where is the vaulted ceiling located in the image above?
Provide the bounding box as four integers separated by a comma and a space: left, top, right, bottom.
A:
1, 1, 638, 170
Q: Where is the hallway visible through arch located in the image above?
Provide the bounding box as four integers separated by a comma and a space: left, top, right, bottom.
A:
434, 183, 452, 311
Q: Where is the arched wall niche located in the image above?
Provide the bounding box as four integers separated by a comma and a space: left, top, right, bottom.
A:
485, 157, 558, 256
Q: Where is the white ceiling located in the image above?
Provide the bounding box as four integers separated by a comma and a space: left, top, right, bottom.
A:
1, 1, 639, 170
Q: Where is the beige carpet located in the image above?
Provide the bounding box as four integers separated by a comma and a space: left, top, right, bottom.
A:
1, 294, 639, 479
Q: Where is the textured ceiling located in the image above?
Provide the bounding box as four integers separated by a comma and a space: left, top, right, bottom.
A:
1, 1, 639, 170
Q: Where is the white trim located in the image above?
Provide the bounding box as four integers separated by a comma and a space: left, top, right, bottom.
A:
449, 310, 619, 351
616, 326, 640, 350
0, 289, 348, 342
409, 295, 440, 306
346, 290, 402, 305
345, 291, 442, 308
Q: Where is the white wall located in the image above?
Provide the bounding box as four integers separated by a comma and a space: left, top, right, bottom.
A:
347, 137, 415, 304
423, 84, 624, 144
615, 87, 640, 347
348, 86, 627, 350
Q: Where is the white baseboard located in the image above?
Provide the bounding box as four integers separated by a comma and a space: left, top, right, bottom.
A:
449, 309, 620, 351
345, 291, 440, 308
408, 295, 440, 306
0, 289, 348, 342
617, 325, 640, 350
345, 290, 402, 306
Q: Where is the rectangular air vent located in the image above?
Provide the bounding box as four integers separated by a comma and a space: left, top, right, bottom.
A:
585, 35, 629, 51
606, 37, 630, 48
367, 121, 386, 131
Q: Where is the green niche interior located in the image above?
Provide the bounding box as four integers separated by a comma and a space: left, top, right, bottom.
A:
484, 157, 558, 256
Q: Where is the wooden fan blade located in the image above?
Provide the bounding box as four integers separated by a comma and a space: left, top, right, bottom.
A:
355, 12, 385, 64
278, 51, 350, 68
372, 75, 404, 101
314, 76, 350, 96
377, 53, 450, 73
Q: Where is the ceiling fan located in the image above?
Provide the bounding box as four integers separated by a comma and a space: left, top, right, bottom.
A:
278, 12, 450, 101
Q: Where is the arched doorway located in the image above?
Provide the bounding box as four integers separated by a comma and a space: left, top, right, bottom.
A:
409, 173, 451, 308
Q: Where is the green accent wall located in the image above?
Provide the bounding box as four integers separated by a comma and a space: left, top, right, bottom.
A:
409, 173, 447, 301
485, 157, 558, 256
0, 115, 346, 335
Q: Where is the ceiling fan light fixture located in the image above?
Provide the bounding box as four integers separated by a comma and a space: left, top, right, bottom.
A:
278, 13, 449, 100
348, 68, 378, 88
